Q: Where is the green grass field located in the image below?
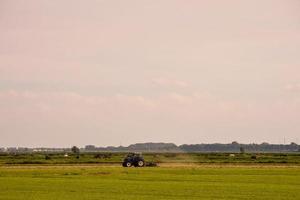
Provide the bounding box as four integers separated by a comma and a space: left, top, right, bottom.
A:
0, 165, 299, 200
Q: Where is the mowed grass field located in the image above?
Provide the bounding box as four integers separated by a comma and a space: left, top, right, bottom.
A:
0, 165, 299, 200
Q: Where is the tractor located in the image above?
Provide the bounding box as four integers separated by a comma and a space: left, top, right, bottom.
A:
122, 153, 145, 167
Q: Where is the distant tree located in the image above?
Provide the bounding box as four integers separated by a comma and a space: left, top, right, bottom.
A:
261, 142, 269, 145
71, 146, 80, 154
240, 147, 245, 154
232, 141, 239, 145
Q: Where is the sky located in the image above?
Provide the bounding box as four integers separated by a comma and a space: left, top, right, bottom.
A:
0, 0, 300, 147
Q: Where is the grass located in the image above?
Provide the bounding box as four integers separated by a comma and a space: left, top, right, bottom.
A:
0, 165, 299, 199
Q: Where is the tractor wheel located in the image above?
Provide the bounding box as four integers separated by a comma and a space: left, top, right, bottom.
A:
125, 162, 132, 167
137, 160, 145, 167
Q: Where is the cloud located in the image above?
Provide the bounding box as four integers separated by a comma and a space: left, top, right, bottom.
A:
284, 83, 300, 92
1, 89, 300, 147
152, 78, 189, 88
0, 89, 292, 124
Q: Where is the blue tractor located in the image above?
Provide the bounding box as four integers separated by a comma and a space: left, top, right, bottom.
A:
122, 153, 145, 167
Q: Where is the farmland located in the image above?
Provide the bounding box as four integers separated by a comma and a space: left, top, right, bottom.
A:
0, 165, 299, 200
0, 153, 299, 199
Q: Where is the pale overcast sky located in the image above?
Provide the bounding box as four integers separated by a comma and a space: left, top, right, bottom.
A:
0, 0, 300, 147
